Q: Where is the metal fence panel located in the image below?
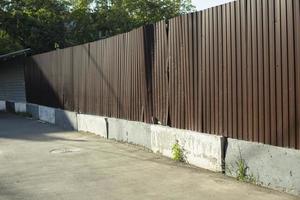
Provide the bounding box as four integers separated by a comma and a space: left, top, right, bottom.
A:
24, 0, 300, 149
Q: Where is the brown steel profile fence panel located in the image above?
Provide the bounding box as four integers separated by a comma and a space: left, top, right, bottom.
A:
60, 47, 74, 111
295, 0, 300, 149
152, 21, 169, 125
24, 0, 300, 150
168, 13, 200, 131
25, 27, 146, 120
166, 0, 300, 149
25, 50, 62, 108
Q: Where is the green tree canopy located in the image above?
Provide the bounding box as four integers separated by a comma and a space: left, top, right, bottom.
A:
0, 0, 195, 55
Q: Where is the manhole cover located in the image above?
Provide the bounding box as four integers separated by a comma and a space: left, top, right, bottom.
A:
50, 147, 81, 154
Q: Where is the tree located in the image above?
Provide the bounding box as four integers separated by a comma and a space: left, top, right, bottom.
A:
0, 0, 69, 53
0, 0, 195, 55
93, 0, 195, 35
0, 30, 22, 55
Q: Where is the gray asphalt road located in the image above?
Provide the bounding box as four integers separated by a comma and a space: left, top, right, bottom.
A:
0, 112, 297, 200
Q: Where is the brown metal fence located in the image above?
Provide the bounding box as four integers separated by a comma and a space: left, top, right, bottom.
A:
25, 28, 152, 122
24, 0, 300, 149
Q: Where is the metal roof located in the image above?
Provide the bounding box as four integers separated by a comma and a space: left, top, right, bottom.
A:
0, 48, 31, 62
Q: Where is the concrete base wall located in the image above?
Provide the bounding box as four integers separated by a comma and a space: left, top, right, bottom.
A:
6, 101, 15, 113
26, 103, 39, 119
108, 118, 152, 149
225, 138, 300, 196
55, 109, 78, 130
38, 105, 55, 124
77, 114, 107, 138
151, 125, 224, 172
107, 118, 223, 171
0, 101, 5, 111
3, 101, 300, 196
14, 102, 26, 113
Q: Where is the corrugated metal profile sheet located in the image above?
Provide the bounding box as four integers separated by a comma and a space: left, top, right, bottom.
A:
24, 0, 300, 149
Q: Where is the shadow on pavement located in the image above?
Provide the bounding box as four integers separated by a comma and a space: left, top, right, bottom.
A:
0, 112, 85, 142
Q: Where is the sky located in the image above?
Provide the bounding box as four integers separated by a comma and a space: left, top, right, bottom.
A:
192, 0, 235, 11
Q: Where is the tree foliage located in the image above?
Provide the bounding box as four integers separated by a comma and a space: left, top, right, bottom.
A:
0, 0, 194, 55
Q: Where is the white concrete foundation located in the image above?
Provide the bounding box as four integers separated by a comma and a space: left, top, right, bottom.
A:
151, 125, 224, 172
4, 101, 300, 196
0, 101, 5, 111
14, 102, 27, 113
55, 109, 78, 130
38, 105, 55, 124
107, 117, 224, 171
77, 114, 107, 138
26, 103, 39, 119
108, 118, 152, 149
225, 138, 300, 196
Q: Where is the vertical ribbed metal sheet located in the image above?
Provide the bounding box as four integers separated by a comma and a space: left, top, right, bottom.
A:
23, 0, 300, 150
